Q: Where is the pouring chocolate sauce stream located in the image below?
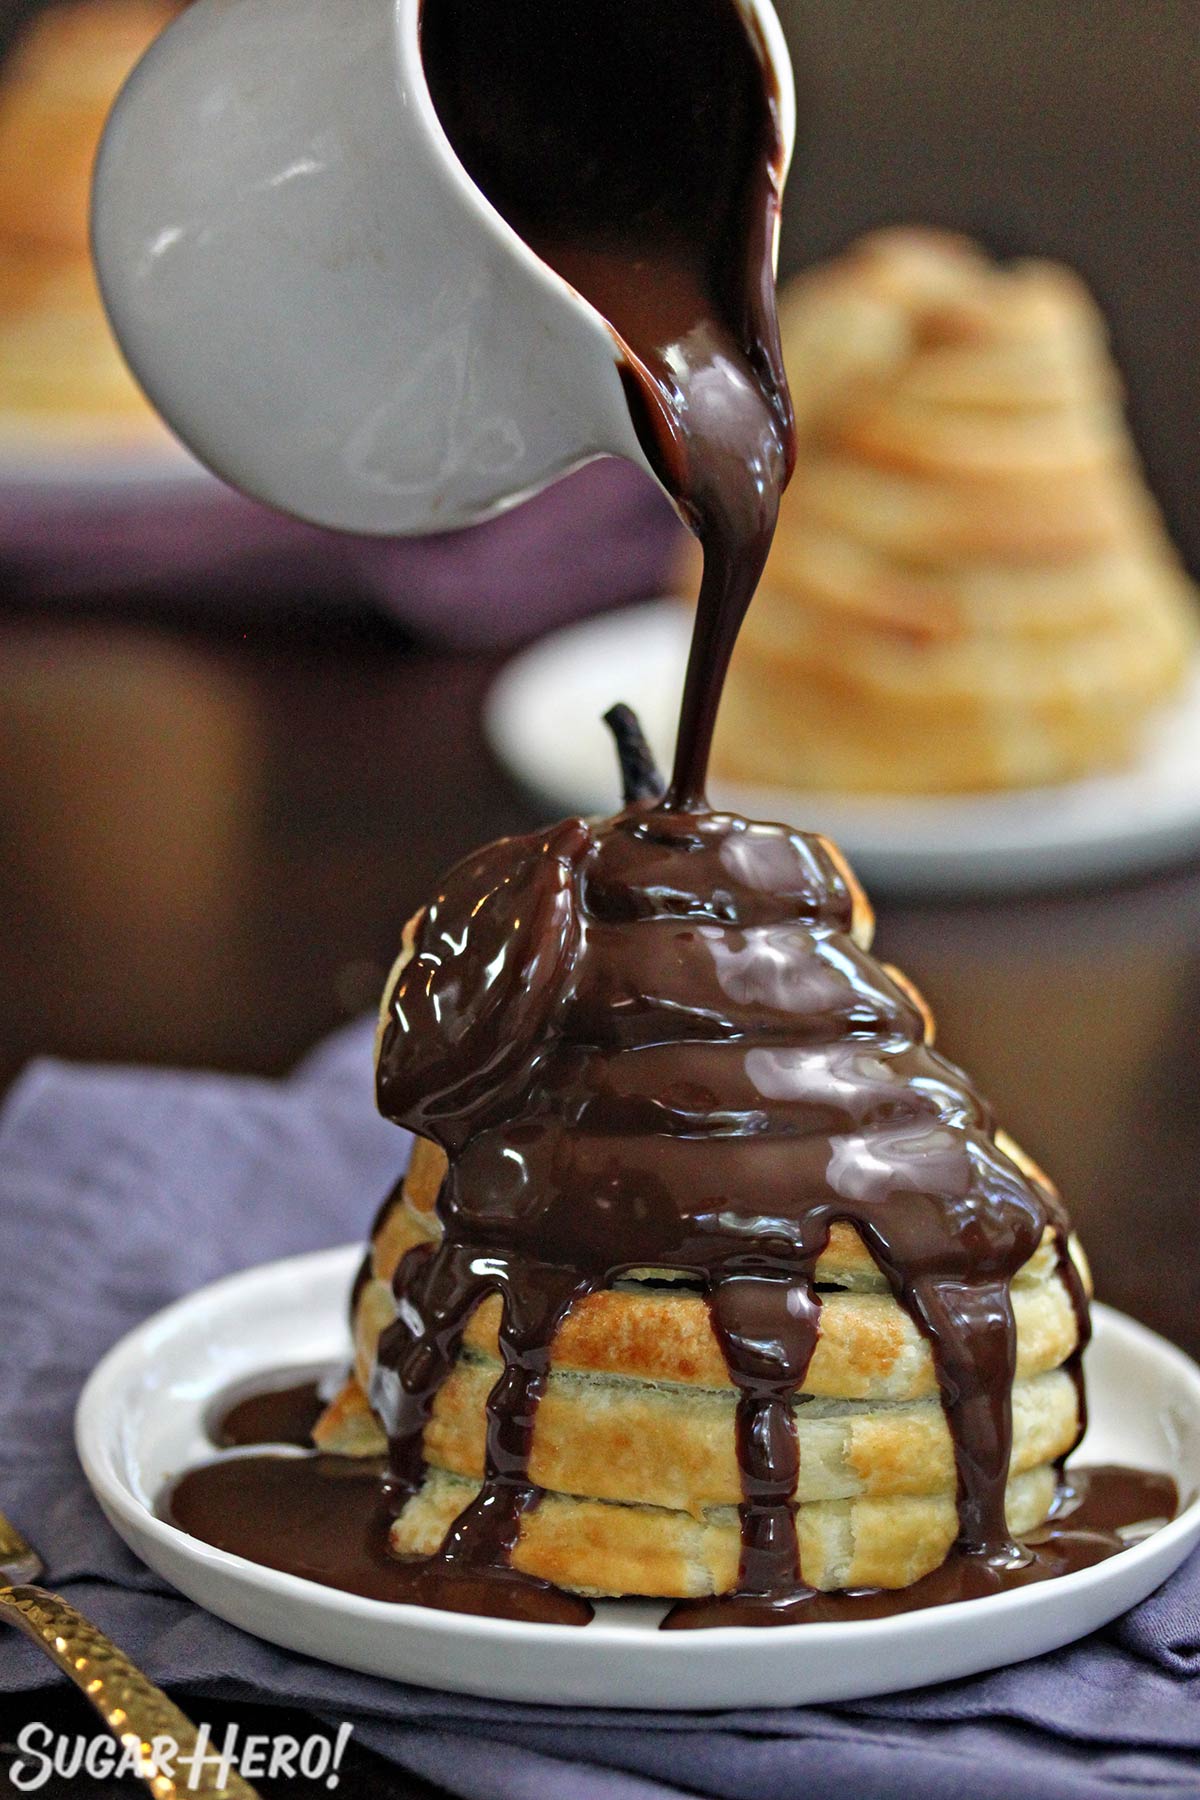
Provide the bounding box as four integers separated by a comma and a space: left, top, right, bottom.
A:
164, 0, 1175, 1623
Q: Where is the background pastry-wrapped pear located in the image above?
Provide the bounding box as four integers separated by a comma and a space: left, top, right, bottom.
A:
711, 228, 1197, 795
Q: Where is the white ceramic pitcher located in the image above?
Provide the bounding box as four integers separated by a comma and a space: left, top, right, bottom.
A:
92, 0, 795, 536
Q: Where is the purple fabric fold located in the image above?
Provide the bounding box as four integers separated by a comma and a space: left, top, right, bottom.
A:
0, 1019, 1196, 1800
1, 458, 683, 648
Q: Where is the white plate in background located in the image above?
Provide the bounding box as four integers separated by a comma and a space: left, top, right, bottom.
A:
485, 601, 1200, 896
77, 1244, 1200, 1710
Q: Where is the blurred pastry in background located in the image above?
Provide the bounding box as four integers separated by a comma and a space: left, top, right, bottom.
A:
712, 228, 1198, 794
0, 0, 179, 448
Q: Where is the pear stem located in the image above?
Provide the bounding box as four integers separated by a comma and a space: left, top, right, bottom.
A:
603, 703, 665, 805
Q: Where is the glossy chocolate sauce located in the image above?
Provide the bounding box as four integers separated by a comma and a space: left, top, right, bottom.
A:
420, 0, 794, 804
167, 1455, 400, 1603
167, 1372, 592, 1622
159, 1, 1163, 1627
206, 1368, 332, 1450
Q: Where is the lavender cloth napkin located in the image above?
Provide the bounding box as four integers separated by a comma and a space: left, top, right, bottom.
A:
3, 458, 683, 649
1, 1019, 1197, 1800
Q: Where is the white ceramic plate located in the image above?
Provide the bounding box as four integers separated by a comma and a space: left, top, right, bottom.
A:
77, 1245, 1200, 1709
485, 601, 1200, 896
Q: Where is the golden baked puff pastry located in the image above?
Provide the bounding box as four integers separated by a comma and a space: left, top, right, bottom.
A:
318, 841, 1091, 1601
708, 228, 1197, 795
0, 0, 179, 444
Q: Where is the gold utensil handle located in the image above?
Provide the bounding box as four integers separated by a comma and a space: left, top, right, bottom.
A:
0, 1512, 40, 1585
0, 1584, 259, 1798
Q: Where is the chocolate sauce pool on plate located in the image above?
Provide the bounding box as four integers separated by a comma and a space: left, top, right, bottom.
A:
168, 1373, 592, 1622
159, 0, 1169, 1628
206, 1367, 333, 1450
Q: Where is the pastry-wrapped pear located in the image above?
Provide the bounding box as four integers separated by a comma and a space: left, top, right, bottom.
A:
321, 751, 1090, 1601
713, 229, 1197, 794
